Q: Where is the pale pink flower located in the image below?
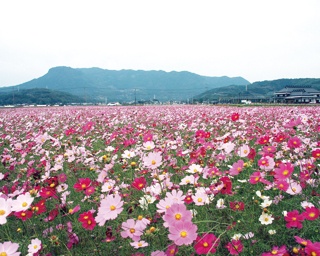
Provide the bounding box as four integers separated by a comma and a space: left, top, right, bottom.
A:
165, 189, 185, 204
163, 203, 192, 228
0, 198, 12, 225
130, 240, 148, 249
192, 191, 209, 206
95, 194, 124, 226
286, 180, 302, 195
157, 197, 176, 213
229, 160, 245, 176
168, 221, 198, 246
179, 175, 198, 186
27, 238, 41, 254
0, 241, 21, 256
143, 151, 162, 169
121, 219, 144, 241
237, 144, 250, 157
11, 193, 34, 212
186, 164, 203, 174
143, 141, 155, 150
151, 251, 166, 256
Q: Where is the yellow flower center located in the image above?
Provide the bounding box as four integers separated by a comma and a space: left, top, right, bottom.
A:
110, 205, 116, 211
138, 242, 143, 247
309, 212, 315, 218
151, 160, 156, 165
180, 231, 187, 237
0, 252, 8, 256
22, 202, 28, 207
271, 250, 278, 255
203, 242, 209, 247
21, 212, 26, 217
130, 228, 135, 233
175, 213, 181, 220
0, 210, 6, 216
81, 184, 87, 189
197, 198, 203, 202
88, 220, 92, 225
33, 245, 38, 249
283, 170, 288, 176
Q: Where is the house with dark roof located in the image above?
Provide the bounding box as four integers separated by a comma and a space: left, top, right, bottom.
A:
274, 86, 320, 103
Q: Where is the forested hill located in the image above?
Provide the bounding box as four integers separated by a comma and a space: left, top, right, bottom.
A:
0, 88, 84, 105
194, 78, 320, 102
0, 66, 249, 103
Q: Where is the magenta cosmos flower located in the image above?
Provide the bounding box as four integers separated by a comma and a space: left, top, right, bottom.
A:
194, 233, 220, 255
168, 221, 198, 246
261, 245, 287, 256
284, 210, 304, 229
0, 241, 21, 256
95, 194, 124, 226
163, 203, 192, 228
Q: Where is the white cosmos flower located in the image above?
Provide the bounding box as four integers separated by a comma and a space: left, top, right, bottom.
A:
259, 212, 274, 225
11, 192, 34, 212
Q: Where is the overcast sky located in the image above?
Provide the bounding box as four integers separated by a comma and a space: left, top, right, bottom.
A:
1, 0, 319, 87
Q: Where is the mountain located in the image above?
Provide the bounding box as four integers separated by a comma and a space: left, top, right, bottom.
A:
194, 78, 320, 103
0, 88, 84, 106
0, 66, 250, 103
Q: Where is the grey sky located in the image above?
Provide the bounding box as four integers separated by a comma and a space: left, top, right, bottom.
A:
1, 0, 319, 87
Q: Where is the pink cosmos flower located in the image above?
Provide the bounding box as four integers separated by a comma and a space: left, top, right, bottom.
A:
303, 206, 320, 221
261, 245, 287, 256
143, 151, 162, 169
194, 233, 220, 255
258, 156, 275, 171
73, 178, 91, 192
284, 210, 304, 229
225, 239, 244, 255
305, 242, 320, 256
165, 244, 179, 255
0, 241, 21, 256
163, 203, 192, 228
274, 162, 294, 180
287, 136, 302, 149
274, 179, 289, 191
229, 159, 244, 176
168, 221, 198, 246
120, 218, 144, 241
95, 194, 124, 226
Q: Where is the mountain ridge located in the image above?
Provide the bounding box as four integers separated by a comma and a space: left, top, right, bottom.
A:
0, 66, 249, 102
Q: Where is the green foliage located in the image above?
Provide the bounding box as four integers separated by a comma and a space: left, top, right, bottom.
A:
0, 88, 85, 105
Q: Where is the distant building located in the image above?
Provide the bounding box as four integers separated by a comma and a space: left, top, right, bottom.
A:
274, 86, 320, 103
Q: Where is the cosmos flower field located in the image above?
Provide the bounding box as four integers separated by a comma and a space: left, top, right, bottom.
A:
0, 105, 320, 256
